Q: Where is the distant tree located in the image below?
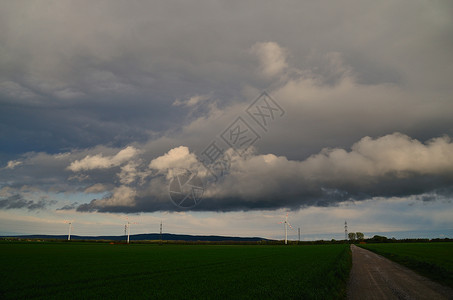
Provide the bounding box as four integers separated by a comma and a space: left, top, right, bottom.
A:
369, 235, 388, 243
348, 232, 356, 242
356, 232, 364, 241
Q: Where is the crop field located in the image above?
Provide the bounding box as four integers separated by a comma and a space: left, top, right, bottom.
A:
0, 241, 350, 299
359, 242, 453, 288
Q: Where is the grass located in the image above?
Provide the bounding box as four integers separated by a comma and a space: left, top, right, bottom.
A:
0, 241, 350, 299
359, 242, 453, 288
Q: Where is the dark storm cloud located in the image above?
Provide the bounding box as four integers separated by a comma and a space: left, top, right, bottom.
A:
57, 202, 79, 211
1, 132, 452, 213
0, 194, 56, 210
1, 1, 452, 159
62, 133, 453, 213
0, 1, 253, 155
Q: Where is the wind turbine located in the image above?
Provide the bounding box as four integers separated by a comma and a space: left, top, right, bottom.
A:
279, 213, 294, 244
160, 220, 163, 242
64, 221, 73, 241
125, 218, 137, 244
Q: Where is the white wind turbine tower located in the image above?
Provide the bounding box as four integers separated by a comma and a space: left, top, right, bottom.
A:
279, 213, 294, 244
125, 218, 138, 244
64, 221, 73, 241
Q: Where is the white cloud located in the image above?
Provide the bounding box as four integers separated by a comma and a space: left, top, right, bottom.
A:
90, 186, 136, 208
301, 134, 453, 182
5, 160, 22, 169
118, 161, 150, 185
149, 146, 199, 172
205, 133, 453, 201
68, 146, 139, 172
250, 42, 288, 78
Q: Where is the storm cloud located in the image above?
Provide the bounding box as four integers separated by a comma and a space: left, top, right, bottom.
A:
44, 132, 450, 213
1, 1, 452, 157
0, 192, 56, 210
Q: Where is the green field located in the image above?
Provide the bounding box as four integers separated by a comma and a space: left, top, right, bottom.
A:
0, 242, 350, 299
359, 243, 453, 288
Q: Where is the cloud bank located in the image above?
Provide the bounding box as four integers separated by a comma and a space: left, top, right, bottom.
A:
4, 132, 444, 213
1, 1, 452, 156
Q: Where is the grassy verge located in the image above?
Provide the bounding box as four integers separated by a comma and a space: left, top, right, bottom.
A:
359, 242, 453, 288
0, 241, 351, 299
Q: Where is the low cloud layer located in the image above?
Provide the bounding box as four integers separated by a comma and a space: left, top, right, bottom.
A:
201, 133, 453, 210
1, 132, 443, 213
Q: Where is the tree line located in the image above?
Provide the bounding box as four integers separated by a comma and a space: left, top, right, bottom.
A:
348, 232, 364, 242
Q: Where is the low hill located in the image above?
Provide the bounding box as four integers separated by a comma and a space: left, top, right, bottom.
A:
2, 233, 269, 242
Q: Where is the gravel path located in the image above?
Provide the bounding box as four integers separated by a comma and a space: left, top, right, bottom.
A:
347, 244, 453, 300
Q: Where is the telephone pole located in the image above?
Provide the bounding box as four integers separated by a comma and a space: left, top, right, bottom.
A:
344, 221, 348, 240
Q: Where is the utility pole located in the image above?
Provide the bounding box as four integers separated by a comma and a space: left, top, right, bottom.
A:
344, 221, 348, 241
298, 227, 300, 242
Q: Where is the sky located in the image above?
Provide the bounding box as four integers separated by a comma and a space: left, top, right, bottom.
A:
1, 1, 453, 240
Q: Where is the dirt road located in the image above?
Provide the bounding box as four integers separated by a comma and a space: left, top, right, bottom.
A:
348, 245, 453, 300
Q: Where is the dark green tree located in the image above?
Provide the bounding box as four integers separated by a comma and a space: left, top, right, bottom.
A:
356, 232, 364, 241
